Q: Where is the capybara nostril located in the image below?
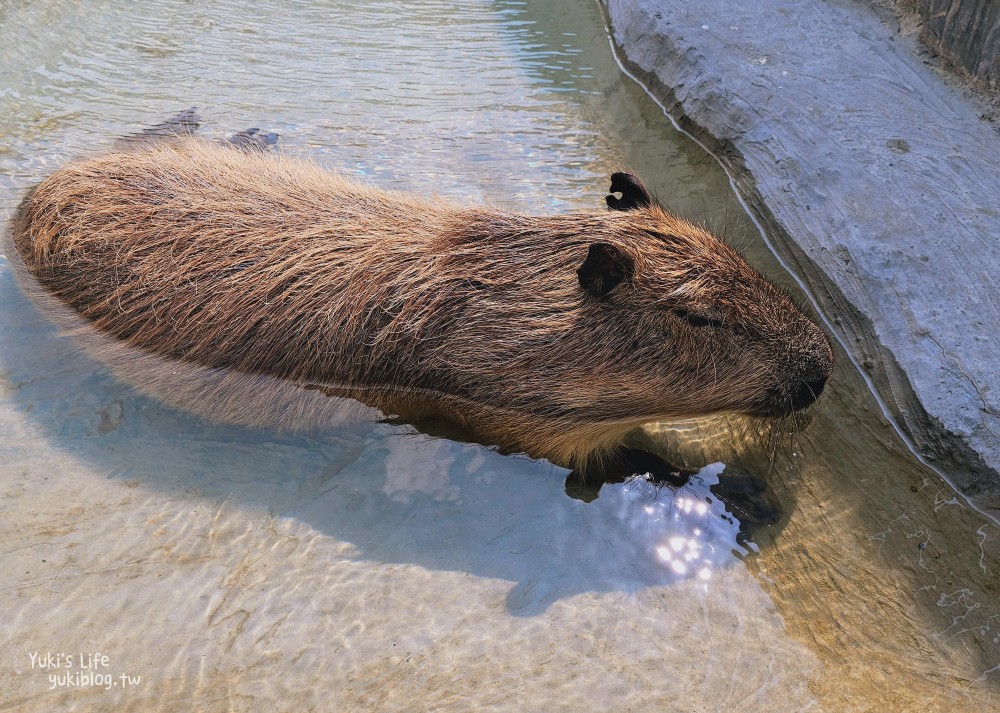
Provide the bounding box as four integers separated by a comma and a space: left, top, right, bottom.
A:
789, 374, 828, 412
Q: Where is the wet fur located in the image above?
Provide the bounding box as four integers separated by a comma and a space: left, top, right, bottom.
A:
10, 138, 832, 471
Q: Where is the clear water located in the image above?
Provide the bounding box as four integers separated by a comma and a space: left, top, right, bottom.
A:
1, 0, 998, 709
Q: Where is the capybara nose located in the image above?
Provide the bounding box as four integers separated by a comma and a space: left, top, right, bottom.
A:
786, 325, 834, 412
789, 374, 828, 412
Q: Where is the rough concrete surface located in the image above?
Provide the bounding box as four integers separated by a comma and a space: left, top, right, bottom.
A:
607, 0, 1000, 511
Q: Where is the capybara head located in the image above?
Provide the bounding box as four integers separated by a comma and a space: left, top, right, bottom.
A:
586, 172, 833, 420
435, 171, 834, 433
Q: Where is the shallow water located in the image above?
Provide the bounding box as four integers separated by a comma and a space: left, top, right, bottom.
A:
1, 0, 999, 710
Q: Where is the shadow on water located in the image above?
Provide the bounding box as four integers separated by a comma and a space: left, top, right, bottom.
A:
0, 254, 784, 617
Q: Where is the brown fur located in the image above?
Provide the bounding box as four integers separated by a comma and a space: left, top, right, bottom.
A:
10, 138, 833, 469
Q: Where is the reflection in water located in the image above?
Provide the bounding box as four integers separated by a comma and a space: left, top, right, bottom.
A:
637, 413, 812, 473
379, 432, 751, 601
607, 465, 749, 585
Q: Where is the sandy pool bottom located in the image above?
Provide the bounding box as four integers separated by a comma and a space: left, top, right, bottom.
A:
1, 393, 820, 711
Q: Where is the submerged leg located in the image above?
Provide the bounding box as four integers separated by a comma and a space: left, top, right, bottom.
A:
710, 470, 782, 530
564, 449, 783, 541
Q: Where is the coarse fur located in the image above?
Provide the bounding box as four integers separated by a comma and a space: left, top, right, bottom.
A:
10, 137, 833, 471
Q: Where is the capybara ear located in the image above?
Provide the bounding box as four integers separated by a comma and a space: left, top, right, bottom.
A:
577, 242, 634, 298
605, 171, 652, 211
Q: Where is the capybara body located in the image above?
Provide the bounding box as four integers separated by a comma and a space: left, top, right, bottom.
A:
11, 138, 833, 469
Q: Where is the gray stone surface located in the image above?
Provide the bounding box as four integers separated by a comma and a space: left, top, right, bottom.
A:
607, 0, 1000, 508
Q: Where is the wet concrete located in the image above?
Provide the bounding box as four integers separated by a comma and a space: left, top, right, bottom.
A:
606, 0, 1000, 513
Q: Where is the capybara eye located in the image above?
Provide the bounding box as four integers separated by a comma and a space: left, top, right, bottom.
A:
673, 308, 724, 329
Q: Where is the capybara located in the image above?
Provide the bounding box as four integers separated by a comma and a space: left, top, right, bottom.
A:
10, 131, 833, 476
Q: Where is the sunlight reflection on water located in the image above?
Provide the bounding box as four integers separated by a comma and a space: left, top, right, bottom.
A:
602, 465, 747, 587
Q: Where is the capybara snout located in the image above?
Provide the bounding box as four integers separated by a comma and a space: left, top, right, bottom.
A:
758, 327, 834, 415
